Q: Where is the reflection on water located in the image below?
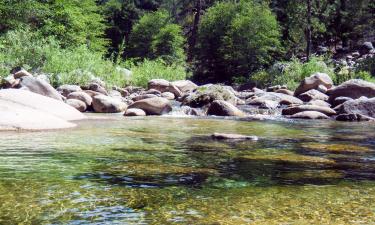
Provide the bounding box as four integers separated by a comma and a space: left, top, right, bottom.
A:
0, 116, 375, 224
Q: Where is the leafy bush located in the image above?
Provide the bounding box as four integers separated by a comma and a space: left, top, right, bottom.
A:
194, 0, 281, 83
0, 28, 126, 87
124, 59, 189, 87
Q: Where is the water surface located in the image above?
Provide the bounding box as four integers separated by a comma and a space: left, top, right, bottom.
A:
0, 115, 375, 224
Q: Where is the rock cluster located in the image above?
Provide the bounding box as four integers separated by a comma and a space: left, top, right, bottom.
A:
1, 67, 375, 131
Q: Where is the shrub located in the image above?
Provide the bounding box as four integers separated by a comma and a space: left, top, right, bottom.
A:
124, 59, 189, 87
0, 28, 126, 87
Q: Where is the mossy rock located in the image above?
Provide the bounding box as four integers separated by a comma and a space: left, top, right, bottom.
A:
182, 85, 237, 107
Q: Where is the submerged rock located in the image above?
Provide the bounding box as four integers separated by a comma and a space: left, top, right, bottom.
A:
336, 113, 375, 122
207, 100, 245, 117
211, 133, 258, 141
128, 97, 172, 115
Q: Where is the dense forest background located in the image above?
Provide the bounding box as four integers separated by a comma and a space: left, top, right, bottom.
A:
0, 0, 374, 88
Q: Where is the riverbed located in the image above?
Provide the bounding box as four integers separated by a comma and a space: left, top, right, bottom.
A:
0, 115, 374, 224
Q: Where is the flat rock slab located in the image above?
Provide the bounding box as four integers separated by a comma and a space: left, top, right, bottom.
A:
211, 133, 258, 141
0, 89, 86, 130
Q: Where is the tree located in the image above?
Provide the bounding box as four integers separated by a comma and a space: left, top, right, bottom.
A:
126, 10, 186, 64
0, 0, 106, 51
194, 0, 281, 83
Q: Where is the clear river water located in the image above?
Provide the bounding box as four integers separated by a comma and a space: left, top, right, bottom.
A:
0, 115, 374, 224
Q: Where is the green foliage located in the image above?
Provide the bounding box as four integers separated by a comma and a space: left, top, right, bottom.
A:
124, 59, 189, 87
0, 0, 107, 51
194, 0, 281, 83
250, 56, 335, 89
127, 10, 186, 64
0, 29, 125, 87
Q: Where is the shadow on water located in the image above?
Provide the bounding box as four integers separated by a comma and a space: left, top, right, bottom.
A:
74, 172, 209, 188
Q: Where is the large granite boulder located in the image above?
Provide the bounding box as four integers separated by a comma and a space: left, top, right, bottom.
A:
327, 79, 375, 103
128, 97, 172, 115
207, 100, 245, 117
335, 97, 375, 118
19, 76, 63, 101
92, 95, 127, 113
294, 73, 333, 96
0, 89, 85, 130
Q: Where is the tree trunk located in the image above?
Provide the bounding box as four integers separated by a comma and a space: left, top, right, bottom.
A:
306, 0, 312, 61
188, 0, 202, 62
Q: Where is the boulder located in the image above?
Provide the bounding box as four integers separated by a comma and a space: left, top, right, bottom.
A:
207, 100, 245, 117
132, 94, 158, 102
360, 42, 374, 54
128, 97, 172, 115
259, 100, 279, 109
247, 92, 303, 106
316, 84, 328, 94
148, 79, 182, 97
57, 84, 82, 97
88, 82, 108, 95
67, 91, 93, 107
182, 85, 237, 107
307, 100, 331, 108
298, 89, 329, 102
92, 95, 127, 113
211, 133, 258, 141
124, 108, 146, 117
66, 99, 87, 112
332, 96, 353, 107
13, 69, 32, 79
112, 86, 130, 97
335, 97, 375, 118
282, 105, 336, 116
275, 89, 294, 96
171, 80, 198, 93
336, 113, 374, 122
19, 76, 63, 101
289, 111, 329, 119
327, 79, 375, 103
161, 92, 175, 100
0, 89, 85, 130
145, 89, 162, 95
294, 73, 333, 96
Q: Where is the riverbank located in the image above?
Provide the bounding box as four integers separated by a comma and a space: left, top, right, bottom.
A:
1, 68, 375, 130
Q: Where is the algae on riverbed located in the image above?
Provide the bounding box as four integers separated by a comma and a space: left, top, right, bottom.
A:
0, 116, 374, 224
